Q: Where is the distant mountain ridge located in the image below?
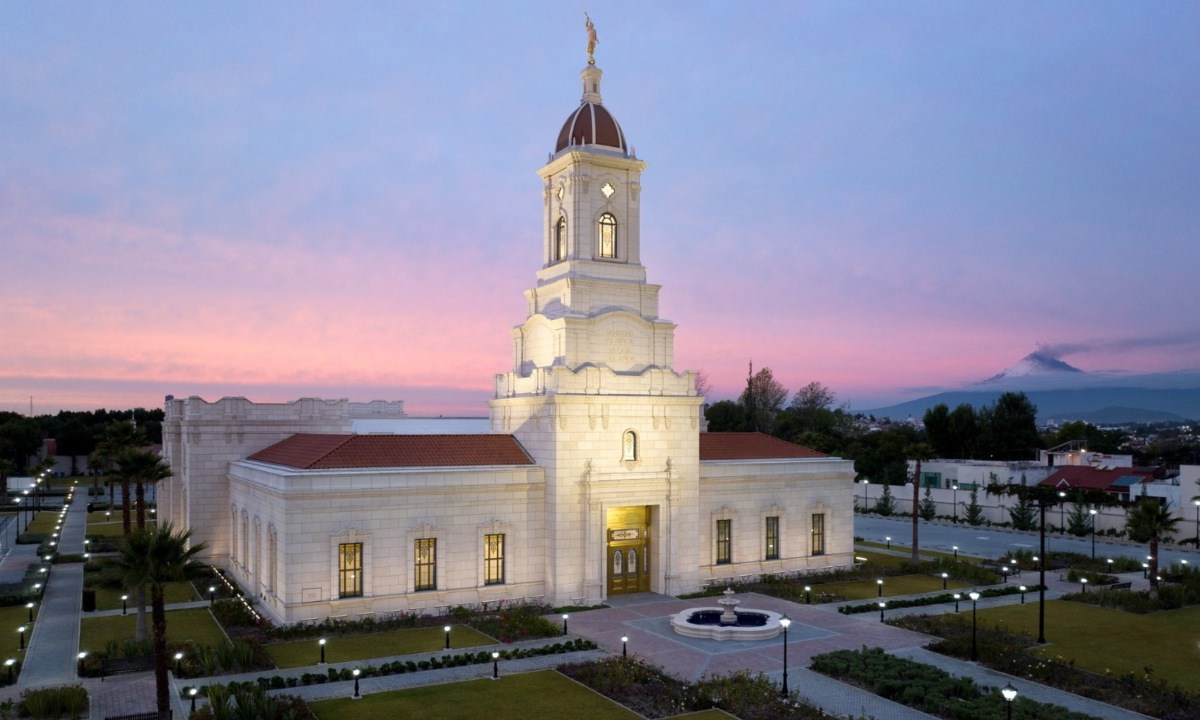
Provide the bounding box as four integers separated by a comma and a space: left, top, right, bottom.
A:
865, 352, 1200, 423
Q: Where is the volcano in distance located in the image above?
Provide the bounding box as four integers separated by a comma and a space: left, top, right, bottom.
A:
865, 351, 1200, 424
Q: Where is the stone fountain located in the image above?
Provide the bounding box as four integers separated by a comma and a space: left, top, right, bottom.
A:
670, 588, 785, 641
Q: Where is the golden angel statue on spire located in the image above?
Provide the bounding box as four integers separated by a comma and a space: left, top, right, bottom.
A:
585, 12, 598, 64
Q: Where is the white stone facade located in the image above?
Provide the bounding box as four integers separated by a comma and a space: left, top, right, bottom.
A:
161, 51, 855, 625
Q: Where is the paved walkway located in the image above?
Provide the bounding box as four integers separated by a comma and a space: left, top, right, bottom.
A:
19, 489, 87, 687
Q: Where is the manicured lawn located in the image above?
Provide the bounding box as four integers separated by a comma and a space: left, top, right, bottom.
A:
26, 512, 60, 534
94, 582, 198, 611
310, 669, 642, 720
978, 600, 1200, 694
266, 625, 496, 669
0, 604, 38, 642
815, 573, 972, 600
79, 608, 228, 652
86, 513, 131, 537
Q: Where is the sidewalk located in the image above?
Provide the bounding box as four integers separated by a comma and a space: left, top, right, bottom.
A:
16, 488, 87, 688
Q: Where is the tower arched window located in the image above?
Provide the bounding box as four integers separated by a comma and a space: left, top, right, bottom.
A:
598, 212, 617, 258
622, 430, 637, 461
553, 216, 567, 262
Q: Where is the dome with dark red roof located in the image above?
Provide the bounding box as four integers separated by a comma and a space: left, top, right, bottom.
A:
556, 102, 627, 153
554, 62, 628, 154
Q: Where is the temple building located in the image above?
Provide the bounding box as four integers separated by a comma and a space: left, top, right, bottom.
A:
159, 36, 854, 625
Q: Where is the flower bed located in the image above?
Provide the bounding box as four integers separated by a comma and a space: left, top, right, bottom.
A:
811, 647, 1098, 719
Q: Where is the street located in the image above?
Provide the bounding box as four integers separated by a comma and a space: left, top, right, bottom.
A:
855, 514, 1199, 569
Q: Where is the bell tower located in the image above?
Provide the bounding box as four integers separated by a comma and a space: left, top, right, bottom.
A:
490, 21, 703, 605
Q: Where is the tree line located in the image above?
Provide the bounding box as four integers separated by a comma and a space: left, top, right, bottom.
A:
0, 408, 164, 474
702, 364, 1140, 483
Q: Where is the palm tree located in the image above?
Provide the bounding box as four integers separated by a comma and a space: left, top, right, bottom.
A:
111, 524, 207, 719
1125, 498, 1180, 593
116, 450, 172, 531
116, 450, 174, 641
94, 421, 144, 534
907, 442, 935, 563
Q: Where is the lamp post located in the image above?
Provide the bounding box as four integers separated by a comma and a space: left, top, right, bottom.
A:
778, 614, 791, 697
189, 687, 198, 713
444, 625, 451, 650
26, 603, 33, 624
77, 651, 87, 676
953, 593, 961, 613
318, 638, 326, 665
1058, 491, 1067, 531
877, 578, 884, 597
1089, 508, 1098, 558
621, 635, 628, 658
17, 627, 25, 652
941, 572, 948, 590
1194, 499, 1200, 546
968, 592, 980, 661
1002, 683, 1018, 719
491, 651, 500, 679
861, 479, 869, 509
878, 601, 886, 622
804, 586, 811, 604
952, 545, 959, 561
352, 668, 361, 698
952, 484, 958, 523
885, 536, 891, 550
174, 651, 183, 676
121, 595, 128, 615
208, 586, 216, 605
4, 658, 13, 684
1019, 585, 1027, 604
562, 614, 569, 635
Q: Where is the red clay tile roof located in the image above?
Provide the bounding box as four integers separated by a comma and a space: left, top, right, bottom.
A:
248, 434, 534, 469
700, 432, 826, 461
1039, 465, 1155, 494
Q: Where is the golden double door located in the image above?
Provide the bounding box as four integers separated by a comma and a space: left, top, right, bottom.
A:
606, 529, 650, 595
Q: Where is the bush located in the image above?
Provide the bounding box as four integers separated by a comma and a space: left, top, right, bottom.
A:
467, 604, 561, 642
18, 685, 88, 720
812, 647, 1097, 719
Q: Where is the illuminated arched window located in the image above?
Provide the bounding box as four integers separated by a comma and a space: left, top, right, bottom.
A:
598, 212, 617, 258
553, 216, 567, 262
622, 430, 637, 461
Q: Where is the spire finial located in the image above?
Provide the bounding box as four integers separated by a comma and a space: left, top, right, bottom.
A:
585, 12, 598, 65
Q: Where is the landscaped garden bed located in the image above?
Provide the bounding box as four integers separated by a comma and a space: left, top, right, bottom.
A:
560, 657, 843, 719
811, 647, 1099, 719
888, 610, 1200, 719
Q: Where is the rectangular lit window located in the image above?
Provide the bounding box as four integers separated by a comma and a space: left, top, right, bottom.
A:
484, 533, 505, 585
765, 516, 780, 560
414, 538, 437, 591
715, 519, 732, 565
338, 542, 363, 598
811, 514, 826, 557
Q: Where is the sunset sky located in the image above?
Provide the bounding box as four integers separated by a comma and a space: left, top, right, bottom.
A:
2, 2, 1198, 417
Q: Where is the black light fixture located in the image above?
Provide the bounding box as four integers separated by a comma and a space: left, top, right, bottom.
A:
491, 651, 500, 679
876, 578, 883, 597
17, 627, 25, 652
1088, 508, 1098, 558
941, 573, 948, 590
1001, 682, 1018, 719
121, 594, 128, 615
189, 687, 198, 713
778, 615, 791, 698
621, 635, 628, 658
968, 592, 981, 661
562, 613, 569, 635
952, 545, 959, 561
953, 593, 961, 613
174, 651, 183, 676
1019, 585, 1027, 604
352, 668, 361, 698
444, 625, 451, 650
804, 586, 811, 604
878, 601, 886, 622
25, 603, 33, 624
318, 638, 326, 665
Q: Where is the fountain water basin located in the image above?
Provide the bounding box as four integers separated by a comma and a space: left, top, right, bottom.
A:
670, 588, 785, 641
